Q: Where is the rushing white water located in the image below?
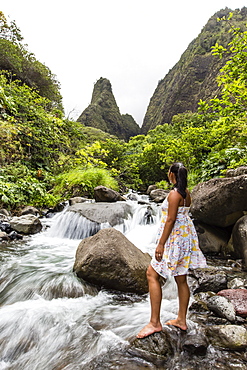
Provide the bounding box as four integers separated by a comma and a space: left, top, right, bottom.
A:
0, 200, 185, 370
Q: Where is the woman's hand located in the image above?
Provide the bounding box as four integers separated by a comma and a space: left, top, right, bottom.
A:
155, 243, 164, 262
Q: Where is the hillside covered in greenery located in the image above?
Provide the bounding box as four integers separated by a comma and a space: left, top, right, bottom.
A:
0, 9, 247, 212
141, 7, 247, 133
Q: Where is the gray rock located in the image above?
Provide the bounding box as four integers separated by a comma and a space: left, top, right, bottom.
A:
68, 197, 89, 205
227, 277, 246, 289
191, 175, 247, 227
231, 215, 247, 268
207, 295, 236, 322
189, 267, 227, 293
21, 206, 40, 216
149, 189, 168, 202
0, 231, 9, 240
67, 202, 133, 227
206, 325, 247, 350
218, 289, 247, 318
189, 291, 215, 313
73, 228, 151, 294
146, 185, 157, 195
182, 329, 208, 355
10, 215, 42, 234
194, 222, 230, 254
129, 329, 174, 366
0, 209, 10, 217
126, 193, 139, 201
94, 186, 126, 202
226, 166, 247, 177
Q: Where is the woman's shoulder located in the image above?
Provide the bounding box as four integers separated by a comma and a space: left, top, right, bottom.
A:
168, 188, 191, 206
167, 189, 182, 202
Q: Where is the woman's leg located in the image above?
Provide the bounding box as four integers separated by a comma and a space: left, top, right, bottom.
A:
136, 265, 163, 338
165, 274, 189, 330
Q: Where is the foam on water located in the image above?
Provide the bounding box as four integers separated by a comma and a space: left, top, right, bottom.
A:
0, 200, 180, 369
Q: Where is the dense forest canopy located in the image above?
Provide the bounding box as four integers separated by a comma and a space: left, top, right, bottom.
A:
0, 9, 247, 211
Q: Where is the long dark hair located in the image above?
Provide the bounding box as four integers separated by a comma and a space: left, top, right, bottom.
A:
169, 162, 187, 199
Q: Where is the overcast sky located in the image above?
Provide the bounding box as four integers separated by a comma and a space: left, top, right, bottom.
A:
1, 0, 247, 126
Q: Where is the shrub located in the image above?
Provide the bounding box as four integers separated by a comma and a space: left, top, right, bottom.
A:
52, 167, 119, 200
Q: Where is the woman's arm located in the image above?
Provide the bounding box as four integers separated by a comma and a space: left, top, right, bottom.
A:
155, 190, 182, 262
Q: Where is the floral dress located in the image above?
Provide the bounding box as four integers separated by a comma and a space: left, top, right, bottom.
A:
151, 195, 207, 278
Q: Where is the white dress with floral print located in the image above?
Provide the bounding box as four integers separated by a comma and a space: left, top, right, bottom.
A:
151, 196, 207, 278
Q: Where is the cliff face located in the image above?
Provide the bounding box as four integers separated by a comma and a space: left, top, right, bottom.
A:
141, 7, 247, 134
77, 78, 140, 141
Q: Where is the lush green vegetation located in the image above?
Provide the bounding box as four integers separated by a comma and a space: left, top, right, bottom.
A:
0, 11, 247, 211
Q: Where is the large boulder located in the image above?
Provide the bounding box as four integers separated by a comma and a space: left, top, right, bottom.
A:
191, 175, 247, 227
206, 325, 247, 351
73, 228, 151, 294
231, 215, 247, 268
94, 186, 126, 202
194, 222, 230, 254
217, 289, 247, 318
10, 215, 42, 234
67, 202, 133, 227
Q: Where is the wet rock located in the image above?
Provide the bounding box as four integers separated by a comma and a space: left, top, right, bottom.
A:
206, 315, 229, 325
194, 221, 230, 254
0, 221, 12, 233
68, 197, 89, 205
189, 268, 227, 293
10, 215, 42, 235
181, 329, 208, 356
149, 189, 168, 203
67, 202, 133, 227
129, 330, 174, 366
189, 292, 215, 313
143, 206, 154, 225
94, 186, 126, 202
0, 231, 9, 240
191, 175, 247, 227
206, 325, 247, 350
217, 289, 247, 318
126, 192, 139, 201
227, 277, 246, 289
73, 228, 151, 294
0, 209, 10, 217
137, 199, 150, 205
231, 215, 247, 268
146, 185, 157, 194
52, 202, 67, 213
8, 231, 23, 240
21, 206, 40, 216
207, 295, 236, 322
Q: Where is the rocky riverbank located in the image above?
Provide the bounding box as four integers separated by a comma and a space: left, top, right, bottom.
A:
1, 167, 247, 368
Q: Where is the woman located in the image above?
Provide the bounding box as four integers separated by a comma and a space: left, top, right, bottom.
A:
137, 162, 207, 338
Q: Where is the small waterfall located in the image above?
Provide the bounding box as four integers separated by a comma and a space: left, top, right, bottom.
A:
45, 202, 161, 245
46, 211, 103, 239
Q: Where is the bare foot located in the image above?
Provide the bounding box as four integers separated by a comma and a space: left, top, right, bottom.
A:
136, 323, 162, 339
165, 319, 187, 331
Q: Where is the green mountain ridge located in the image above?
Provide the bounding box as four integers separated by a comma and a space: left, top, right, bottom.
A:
141, 6, 247, 134
77, 77, 140, 141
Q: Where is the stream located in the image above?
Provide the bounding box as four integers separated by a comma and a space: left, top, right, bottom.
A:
0, 197, 245, 369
